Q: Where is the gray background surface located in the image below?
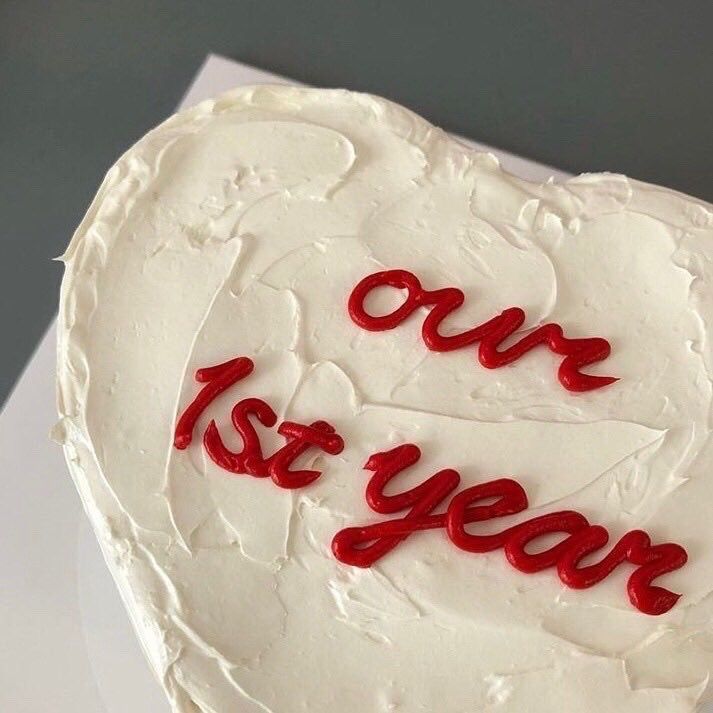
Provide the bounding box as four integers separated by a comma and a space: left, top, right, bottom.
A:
1, 0, 711, 406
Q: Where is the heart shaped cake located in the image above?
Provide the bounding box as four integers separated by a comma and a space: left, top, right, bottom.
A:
56, 85, 713, 712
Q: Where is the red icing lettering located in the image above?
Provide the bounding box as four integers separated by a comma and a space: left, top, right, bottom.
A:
332, 444, 460, 566
269, 420, 345, 489
173, 356, 686, 615
555, 527, 687, 616
348, 269, 617, 392
203, 397, 277, 476
174, 356, 254, 449
332, 444, 687, 615
174, 357, 344, 489
445, 479, 529, 552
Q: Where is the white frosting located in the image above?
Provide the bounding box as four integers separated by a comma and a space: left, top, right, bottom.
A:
56, 85, 713, 712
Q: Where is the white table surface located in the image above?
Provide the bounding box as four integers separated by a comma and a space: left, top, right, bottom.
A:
2, 54, 706, 712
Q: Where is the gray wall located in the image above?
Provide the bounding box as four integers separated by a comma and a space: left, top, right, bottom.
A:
1, 0, 711, 405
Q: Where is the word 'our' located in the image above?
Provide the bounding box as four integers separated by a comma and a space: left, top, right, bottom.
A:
348, 269, 617, 392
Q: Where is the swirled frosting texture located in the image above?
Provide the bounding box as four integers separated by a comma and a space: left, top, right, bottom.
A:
56, 85, 713, 712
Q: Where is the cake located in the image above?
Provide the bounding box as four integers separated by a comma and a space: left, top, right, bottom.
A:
56, 85, 713, 712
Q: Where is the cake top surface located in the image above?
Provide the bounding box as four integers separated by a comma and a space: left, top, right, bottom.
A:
57, 84, 713, 712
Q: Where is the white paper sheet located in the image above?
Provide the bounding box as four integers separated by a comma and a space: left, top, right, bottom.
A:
2, 54, 703, 712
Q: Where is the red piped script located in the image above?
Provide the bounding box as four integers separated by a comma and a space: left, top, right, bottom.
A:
331, 444, 687, 616
348, 269, 618, 392
174, 356, 344, 489
174, 357, 687, 615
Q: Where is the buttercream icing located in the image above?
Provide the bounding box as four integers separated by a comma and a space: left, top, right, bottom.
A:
56, 85, 713, 712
